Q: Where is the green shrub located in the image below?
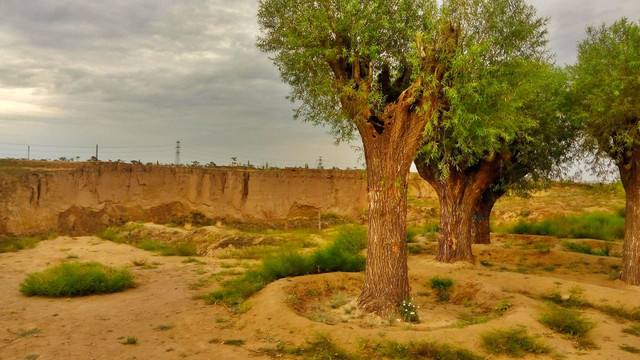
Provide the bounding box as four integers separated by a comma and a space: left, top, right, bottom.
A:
482, 328, 550, 357
20, 262, 135, 297
206, 226, 366, 307
539, 306, 595, 338
509, 211, 624, 241
430, 276, 454, 302
399, 299, 420, 323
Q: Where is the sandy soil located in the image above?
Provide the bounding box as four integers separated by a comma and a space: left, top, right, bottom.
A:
1, 233, 640, 359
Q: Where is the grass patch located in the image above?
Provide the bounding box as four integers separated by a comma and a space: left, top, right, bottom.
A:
137, 239, 197, 256
407, 222, 438, 242
482, 327, 550, 357
508, 211, 624, 241
222, 339, 245, 346
429, 276, 454, 302
620, 345, 640, 354
97, 227, 128, 243
0, 233, 58, 253
155, 325, 172, 331
539, 306, 595, 344
622, 324, 640, 336
206, 226, 366, 307
563, 241, 613, 256
20, 262, 135, 297
363, 339, 483, 360
280, 333, 355, 360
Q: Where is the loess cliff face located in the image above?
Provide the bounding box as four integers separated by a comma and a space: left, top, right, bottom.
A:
0, 162, 370, 236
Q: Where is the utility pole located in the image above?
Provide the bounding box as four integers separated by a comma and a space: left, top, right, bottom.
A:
175, 140, 181, 165
95, 144, 99, 161
27, 145, 30, 160
316, 156, 324, 169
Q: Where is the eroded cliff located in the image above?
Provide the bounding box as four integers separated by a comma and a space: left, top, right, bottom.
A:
0, 161, 369, 236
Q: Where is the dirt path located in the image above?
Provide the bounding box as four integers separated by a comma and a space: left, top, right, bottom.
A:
1, 235, 640, 359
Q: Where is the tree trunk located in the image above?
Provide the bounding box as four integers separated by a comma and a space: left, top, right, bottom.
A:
357, 168, 411, 314
619, 149, 640, 285
432, 171, 477, 262
472, 189, 505, 244
415, 156, 505, 263
354, 101, 429, 315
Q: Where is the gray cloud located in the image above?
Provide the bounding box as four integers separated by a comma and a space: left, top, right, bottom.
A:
1, 0, 638, 169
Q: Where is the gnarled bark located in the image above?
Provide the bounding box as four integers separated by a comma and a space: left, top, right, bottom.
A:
356, 100, 429, 315
415, 155, 505, 263
472, 188, 505, 244
618, 148, 640, 285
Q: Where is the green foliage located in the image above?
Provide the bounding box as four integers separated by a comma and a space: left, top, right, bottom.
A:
539, 306, 595, 338
20, 262, 135, 297
257, 0, 434, 141
429, 276, 454, 302
481, 328, 550, 357
495, 299, 512, 314
206, 226, 366, 306
311, 225, 367, 273
508, 211, 625, 241
414, 0, 575, 202
570, 18, 640, 166
399, 299, 420, 323
0, 233, 58, 253
124, 336, 138, 345
407, 222, 439, 243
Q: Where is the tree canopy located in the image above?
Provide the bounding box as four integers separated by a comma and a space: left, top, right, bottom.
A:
570, 18, 640, 166
257, 0, 439, 143
416, 0, 553, 178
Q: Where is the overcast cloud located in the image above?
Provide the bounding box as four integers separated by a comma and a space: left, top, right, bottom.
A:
1, 0, 639, 169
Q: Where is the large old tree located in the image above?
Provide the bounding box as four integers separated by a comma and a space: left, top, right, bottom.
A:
413, 0, 569, 262
570, 19, 640, 285
257, 0, 455, 313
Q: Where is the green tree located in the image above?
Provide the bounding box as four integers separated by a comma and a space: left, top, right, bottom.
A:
570, 18, 640, 285
469, 67, 577, 246
257, 0, 454, 314
413, 0, 570, 262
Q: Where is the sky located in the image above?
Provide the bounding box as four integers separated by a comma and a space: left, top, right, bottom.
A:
1, 0, 639, 170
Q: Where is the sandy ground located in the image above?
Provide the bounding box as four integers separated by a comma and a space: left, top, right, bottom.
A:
1, 234, 640, 359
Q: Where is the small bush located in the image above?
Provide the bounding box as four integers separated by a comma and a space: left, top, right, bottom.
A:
430, 276, 454, 302
399, 299, 420, 323
20, 262, 135, 297
482, 328, 550, 357
539, 306, 595, 338
123, 336, 138, 345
